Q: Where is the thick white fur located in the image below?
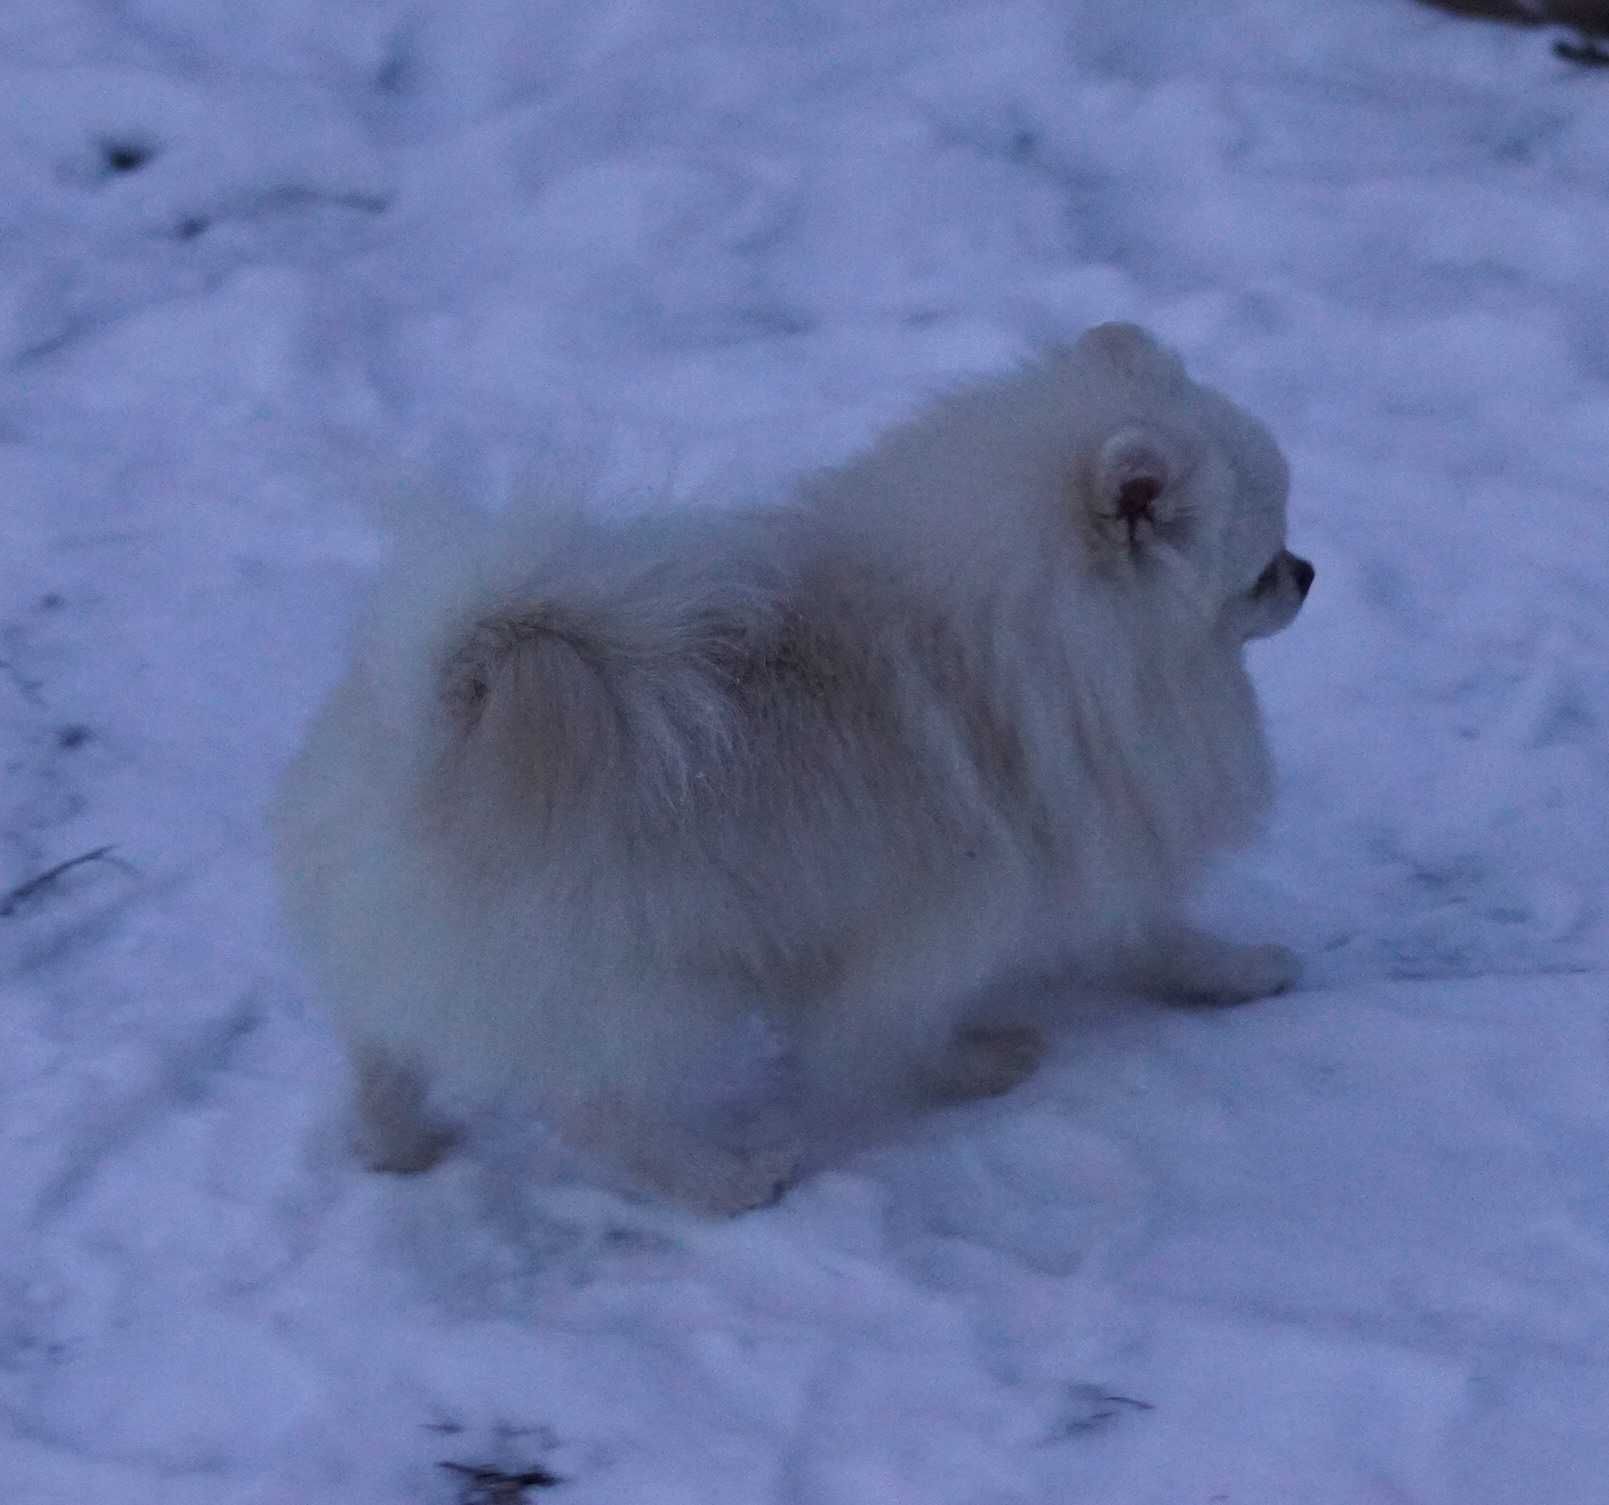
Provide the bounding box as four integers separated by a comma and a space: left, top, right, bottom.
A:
272, 323, 1311, 1213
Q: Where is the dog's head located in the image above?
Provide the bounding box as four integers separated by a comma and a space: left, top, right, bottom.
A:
1067, 323, 1313, 642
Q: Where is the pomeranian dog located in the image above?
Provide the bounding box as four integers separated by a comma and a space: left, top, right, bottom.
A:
272, 323, 1312, 1214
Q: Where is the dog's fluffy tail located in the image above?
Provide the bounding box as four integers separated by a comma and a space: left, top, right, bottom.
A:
357, 477, 794, 820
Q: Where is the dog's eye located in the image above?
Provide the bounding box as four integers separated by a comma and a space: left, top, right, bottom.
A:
1249, 556, 1281, 598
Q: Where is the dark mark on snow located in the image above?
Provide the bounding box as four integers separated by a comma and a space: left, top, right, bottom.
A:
438, 1460, 565, 1501
0, 845, 123, 918
100, 138, 156, 175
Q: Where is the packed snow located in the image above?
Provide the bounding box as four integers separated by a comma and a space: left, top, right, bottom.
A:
3, 1, 1608, 1501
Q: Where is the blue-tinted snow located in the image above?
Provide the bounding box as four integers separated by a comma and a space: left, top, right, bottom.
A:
3, 2, 1607, 1500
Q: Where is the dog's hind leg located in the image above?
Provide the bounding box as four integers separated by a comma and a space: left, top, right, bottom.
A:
569, 1095, 803, 1217
555, 1000, 807, 1216
923, 1024, 1047, 1102
1125, 925, 1299, 1006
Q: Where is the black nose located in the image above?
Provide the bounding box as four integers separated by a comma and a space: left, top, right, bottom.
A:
1290, 554, 1315, 598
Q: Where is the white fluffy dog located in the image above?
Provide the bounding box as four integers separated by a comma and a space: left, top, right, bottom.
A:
273, 323, 1312, 1214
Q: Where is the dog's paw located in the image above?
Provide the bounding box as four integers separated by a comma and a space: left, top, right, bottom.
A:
928, 1025, 1047, 1101
622, 1123, 804, 1217
675, 1139, 805, 1217
1170, 940, 1300, 1006
1124, 927, 1300, 1007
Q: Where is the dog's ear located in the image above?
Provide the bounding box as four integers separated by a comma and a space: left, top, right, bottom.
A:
1090, 424, 1175, 547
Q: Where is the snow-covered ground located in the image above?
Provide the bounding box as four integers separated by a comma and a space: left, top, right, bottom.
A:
4, 1, 1608, 1500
